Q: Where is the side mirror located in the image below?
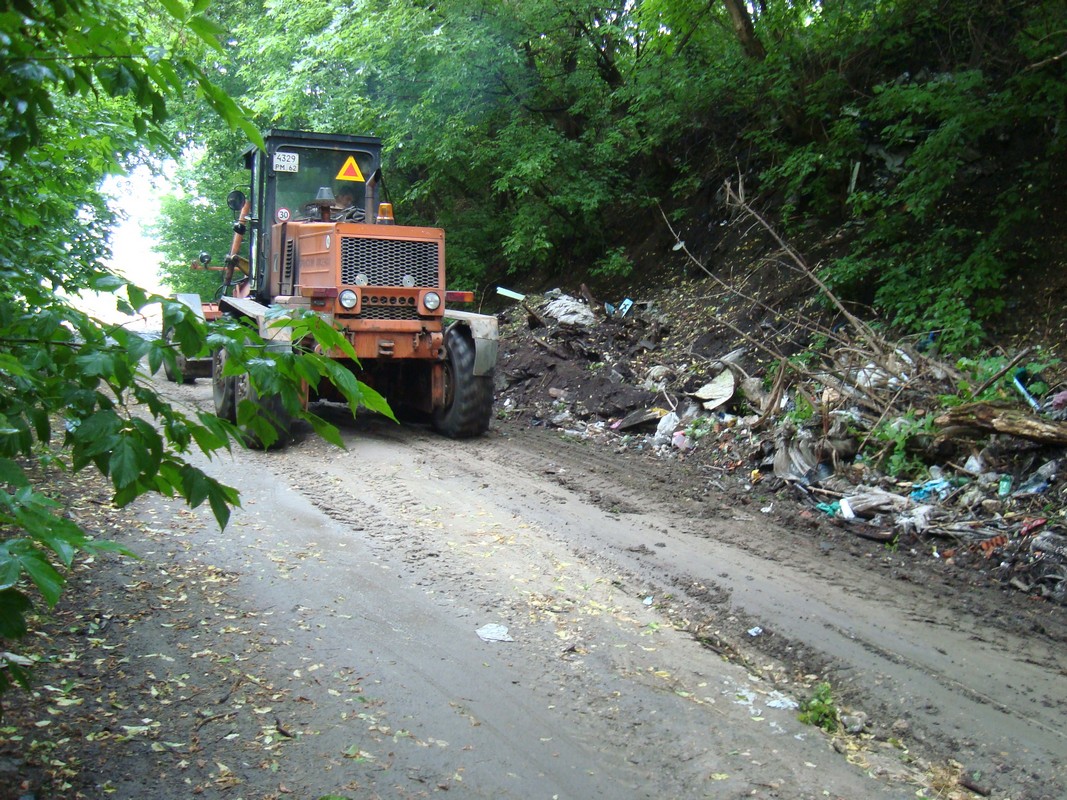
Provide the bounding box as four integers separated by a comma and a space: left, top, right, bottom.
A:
199, 252, 211, 266
227, 190, 246, 213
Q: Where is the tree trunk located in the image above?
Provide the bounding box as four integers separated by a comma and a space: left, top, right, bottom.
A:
722, 0, 766, 60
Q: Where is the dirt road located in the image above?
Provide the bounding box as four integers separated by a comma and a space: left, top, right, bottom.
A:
4, 379, 1065, 799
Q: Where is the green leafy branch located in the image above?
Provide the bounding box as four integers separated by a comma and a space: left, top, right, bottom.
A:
1, 273, 397, 697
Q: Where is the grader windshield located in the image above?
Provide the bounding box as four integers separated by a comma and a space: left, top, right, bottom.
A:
269, 144, 379, 223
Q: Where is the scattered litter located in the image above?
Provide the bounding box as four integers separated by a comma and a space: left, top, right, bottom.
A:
840, 489, 912, 517
998, 475, 1014, 497
1013, 460, 1057, 497
612, 407, 670, 431
543, 294, 596, 327
476, 624, 514, 643
654, 411, 680, 446
1014, 477, 1050, 496
604, 297, 634, 318
909, 478, 953, 502
766, 691, 799, 710
747, 626, 763, 637
895, 504, 946, 536
643, 596, 654, 606
773, 439, 819, 482
732, 687, 757, 706
841, 711, 868, 733
1032, 531, 1067, 560
1013, 369, 1042, 411
692, 370, 736, 412
1020, 517, 1048, 536
494, 290, 1067, 604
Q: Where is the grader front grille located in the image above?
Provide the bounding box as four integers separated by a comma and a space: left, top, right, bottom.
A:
340, 237, 440, 289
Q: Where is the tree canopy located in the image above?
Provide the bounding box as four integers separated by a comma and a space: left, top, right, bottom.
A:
158, 0, 1066, 349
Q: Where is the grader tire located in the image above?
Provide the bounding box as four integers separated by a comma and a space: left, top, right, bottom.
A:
234, 370, 291, 450
227, 332, 291, 450
212, 346, 237, 422
432, 327, 493, 439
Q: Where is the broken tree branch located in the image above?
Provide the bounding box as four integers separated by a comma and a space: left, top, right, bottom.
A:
935, 403, 1067, 445
752, 357, 789, 430
658, 203, 847, 350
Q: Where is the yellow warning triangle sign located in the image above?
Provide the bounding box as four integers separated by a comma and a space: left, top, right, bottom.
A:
335, 156, 366, 183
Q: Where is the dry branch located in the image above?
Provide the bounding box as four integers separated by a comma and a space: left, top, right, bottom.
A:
720, 178, 884, 351
971, 347, 1031, 398
657, 204, 845, 350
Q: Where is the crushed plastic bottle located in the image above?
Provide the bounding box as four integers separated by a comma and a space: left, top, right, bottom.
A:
1013, 460, 1058, 497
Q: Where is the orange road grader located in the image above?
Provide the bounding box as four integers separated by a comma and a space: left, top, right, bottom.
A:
167, 129, 497, 441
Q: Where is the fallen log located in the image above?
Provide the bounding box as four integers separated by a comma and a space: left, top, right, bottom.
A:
935, 402, 1067, 445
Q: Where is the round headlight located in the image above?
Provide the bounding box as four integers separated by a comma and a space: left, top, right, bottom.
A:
338, 289, 358, 309
423, 291, 441, 311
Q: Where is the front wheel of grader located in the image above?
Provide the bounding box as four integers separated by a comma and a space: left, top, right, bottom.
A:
162, 327, 192, 384
212, 345, 237, 422
431, 326, 494, 439
233, 367, 292, 450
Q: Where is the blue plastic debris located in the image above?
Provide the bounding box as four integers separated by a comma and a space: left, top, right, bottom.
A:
909, 478, 953, 502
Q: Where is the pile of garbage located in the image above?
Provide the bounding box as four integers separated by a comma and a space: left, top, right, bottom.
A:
495, 288, 1067, 604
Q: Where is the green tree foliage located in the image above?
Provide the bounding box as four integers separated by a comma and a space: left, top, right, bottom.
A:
153, 0, 1065, 344
163, 0, 668, 288
154, 191, 234, 296
0, 0, 387, 700
149, 0, 265, 293
740, 1, 1067, 348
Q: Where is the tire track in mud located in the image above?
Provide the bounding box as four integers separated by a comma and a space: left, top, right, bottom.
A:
450, 424, 1067, 800
231, 419, 919, 799
216, 438, 691, 798
167, 378, 1063, 798
241, 433, 712, 796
